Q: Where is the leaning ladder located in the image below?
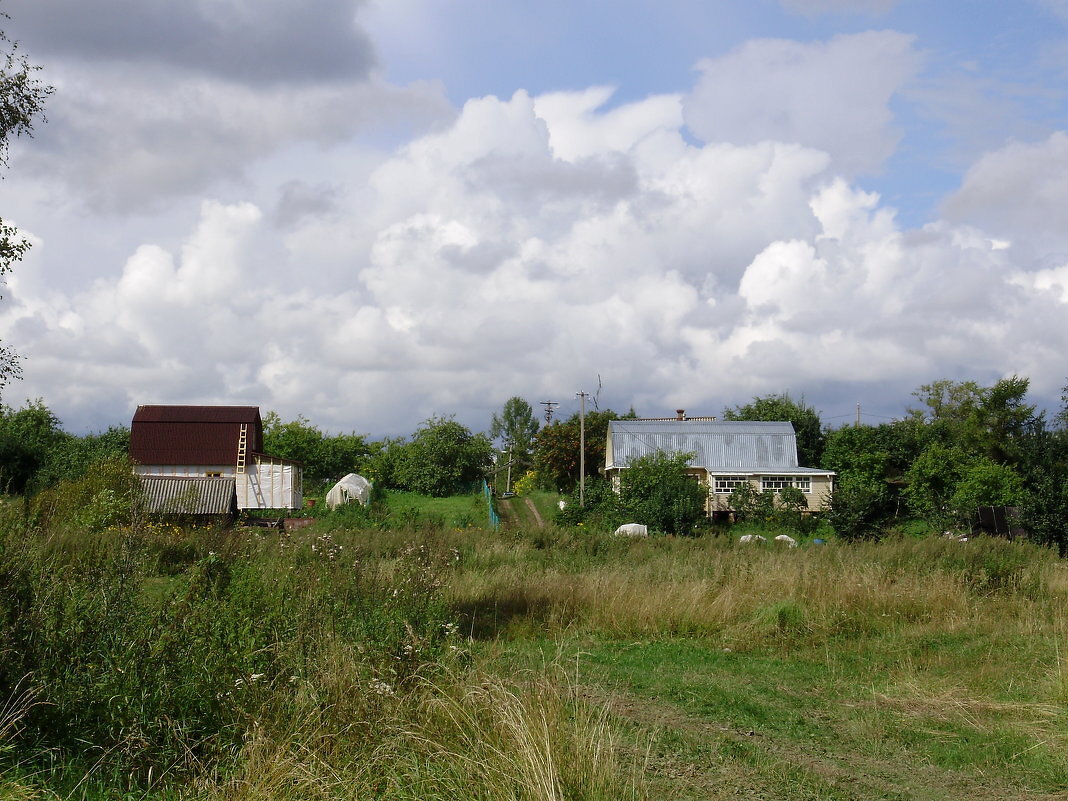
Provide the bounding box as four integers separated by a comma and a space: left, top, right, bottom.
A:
236, 423, 248, 475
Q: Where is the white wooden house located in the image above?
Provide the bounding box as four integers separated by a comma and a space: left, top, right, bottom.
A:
130, 405, 302, 511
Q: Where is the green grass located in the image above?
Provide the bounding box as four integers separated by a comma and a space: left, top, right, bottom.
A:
379, 489, 491, 529
4, 503, 1068, 800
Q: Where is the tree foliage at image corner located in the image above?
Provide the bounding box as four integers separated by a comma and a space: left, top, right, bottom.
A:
0, 18, 53, 396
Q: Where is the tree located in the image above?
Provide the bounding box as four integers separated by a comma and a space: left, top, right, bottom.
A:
903, 442, 1025, 529
262, 411, 373, 486
489, 397, 540, 479
728, 482, 775, 524
1020, 402, 1068, 556
724, 393, 825, 466
827, 473, 893, 541
902, 443, 974, 527
0, 398, 68, 494
617, 451, 706, 535
949, 460, 1025, 522
776, 484, 810, 531
908, 377, 1038, 467
391, 416, 493, 497
0, 18, 53, 395
534, 409, 631, 491
820, 419, 935, 532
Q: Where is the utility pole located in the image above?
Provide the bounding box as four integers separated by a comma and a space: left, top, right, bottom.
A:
856, 402, 861, 428
540, 400, 560, 425
576, 391, 589, 507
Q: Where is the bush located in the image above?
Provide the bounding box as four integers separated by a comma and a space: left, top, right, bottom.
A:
729, 483, 775, 524
827, 473, 893, 541
389, 417, 493, 497
0, 524, 459, 784
618, 451, 706, 535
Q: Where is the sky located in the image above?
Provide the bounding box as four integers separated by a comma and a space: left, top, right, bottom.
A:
0, 0, 1067, 439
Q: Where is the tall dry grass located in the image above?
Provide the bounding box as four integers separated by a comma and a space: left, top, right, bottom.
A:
447, 529, 1068, 647
199, 662, 645, 801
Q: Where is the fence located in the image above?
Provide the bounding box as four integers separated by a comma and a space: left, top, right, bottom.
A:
482, 480, 500, 529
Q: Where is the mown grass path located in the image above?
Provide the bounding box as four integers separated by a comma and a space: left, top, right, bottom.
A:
491, 635, 1068, 801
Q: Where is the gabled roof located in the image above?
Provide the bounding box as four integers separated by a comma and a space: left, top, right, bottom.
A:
130, 405, 263, 466
607, 420, 814, 472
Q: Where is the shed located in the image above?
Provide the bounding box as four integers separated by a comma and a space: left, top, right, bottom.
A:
130, 405, 302, 510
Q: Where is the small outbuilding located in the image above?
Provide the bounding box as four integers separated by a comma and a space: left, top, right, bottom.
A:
130, 405, 302, 510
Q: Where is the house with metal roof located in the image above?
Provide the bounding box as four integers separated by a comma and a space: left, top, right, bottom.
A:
604, 414, 834, 516
130, 405, 302, 511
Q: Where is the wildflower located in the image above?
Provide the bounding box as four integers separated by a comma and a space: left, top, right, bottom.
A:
369, 678, 394, 697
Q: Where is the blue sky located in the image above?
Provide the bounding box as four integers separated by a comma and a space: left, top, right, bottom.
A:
0, 0, 1066, 438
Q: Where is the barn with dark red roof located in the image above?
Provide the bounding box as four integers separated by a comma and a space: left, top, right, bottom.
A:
130, 405, 301, 511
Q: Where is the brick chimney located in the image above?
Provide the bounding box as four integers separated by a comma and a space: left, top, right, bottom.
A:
676, 409, 686, 421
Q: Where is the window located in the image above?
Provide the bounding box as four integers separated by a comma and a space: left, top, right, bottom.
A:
204, 471, 222, 478
714, 476, 748, 494
760, 476, 792, 492
760, 475, 812, 493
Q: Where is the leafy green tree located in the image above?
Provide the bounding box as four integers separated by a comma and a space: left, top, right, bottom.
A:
775, 485, 810, 531
618, 451, 707, 535
908, 377, 1038, 466
0, 21, 53, 395
1019, 402, 1068, 556
724, 393, 825, 466
904, 442, 1025, 529
949, 460, 1025, 522
263, 412, 373, 485
490, 396, 540, 479
728, 482, 775, 524
822, 419, 933, 483
392, 416, 493, 497
820, 420, 936, 534
555, 476, 621, 528
827, 472, 892, 541
534, 409, 630, 491
34, 425, 130, 490
0, 399, 66, 493
902, 443, 974, 527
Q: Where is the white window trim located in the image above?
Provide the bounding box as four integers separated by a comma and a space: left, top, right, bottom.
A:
713, 476, 749, 494
760, 475, 812, 493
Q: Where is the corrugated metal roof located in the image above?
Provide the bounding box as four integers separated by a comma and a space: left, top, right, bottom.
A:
138, 476, 236, 515
607, 420, 801, 470
130, 405, 263, 465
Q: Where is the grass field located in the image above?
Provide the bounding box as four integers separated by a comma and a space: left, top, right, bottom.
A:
2, 505, 1066, 799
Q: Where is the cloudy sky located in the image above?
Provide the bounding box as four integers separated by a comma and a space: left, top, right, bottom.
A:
1, 0, 1067, 438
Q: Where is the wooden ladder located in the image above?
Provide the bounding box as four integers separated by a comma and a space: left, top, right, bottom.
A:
236, 423, 248, 475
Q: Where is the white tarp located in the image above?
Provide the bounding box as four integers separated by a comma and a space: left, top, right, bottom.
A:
326, 473, 372, 510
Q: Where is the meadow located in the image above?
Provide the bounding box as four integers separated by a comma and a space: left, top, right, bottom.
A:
1, 499, 1066, 800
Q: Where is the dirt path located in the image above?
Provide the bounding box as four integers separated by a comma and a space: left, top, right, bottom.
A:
524, 497, 544, 527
